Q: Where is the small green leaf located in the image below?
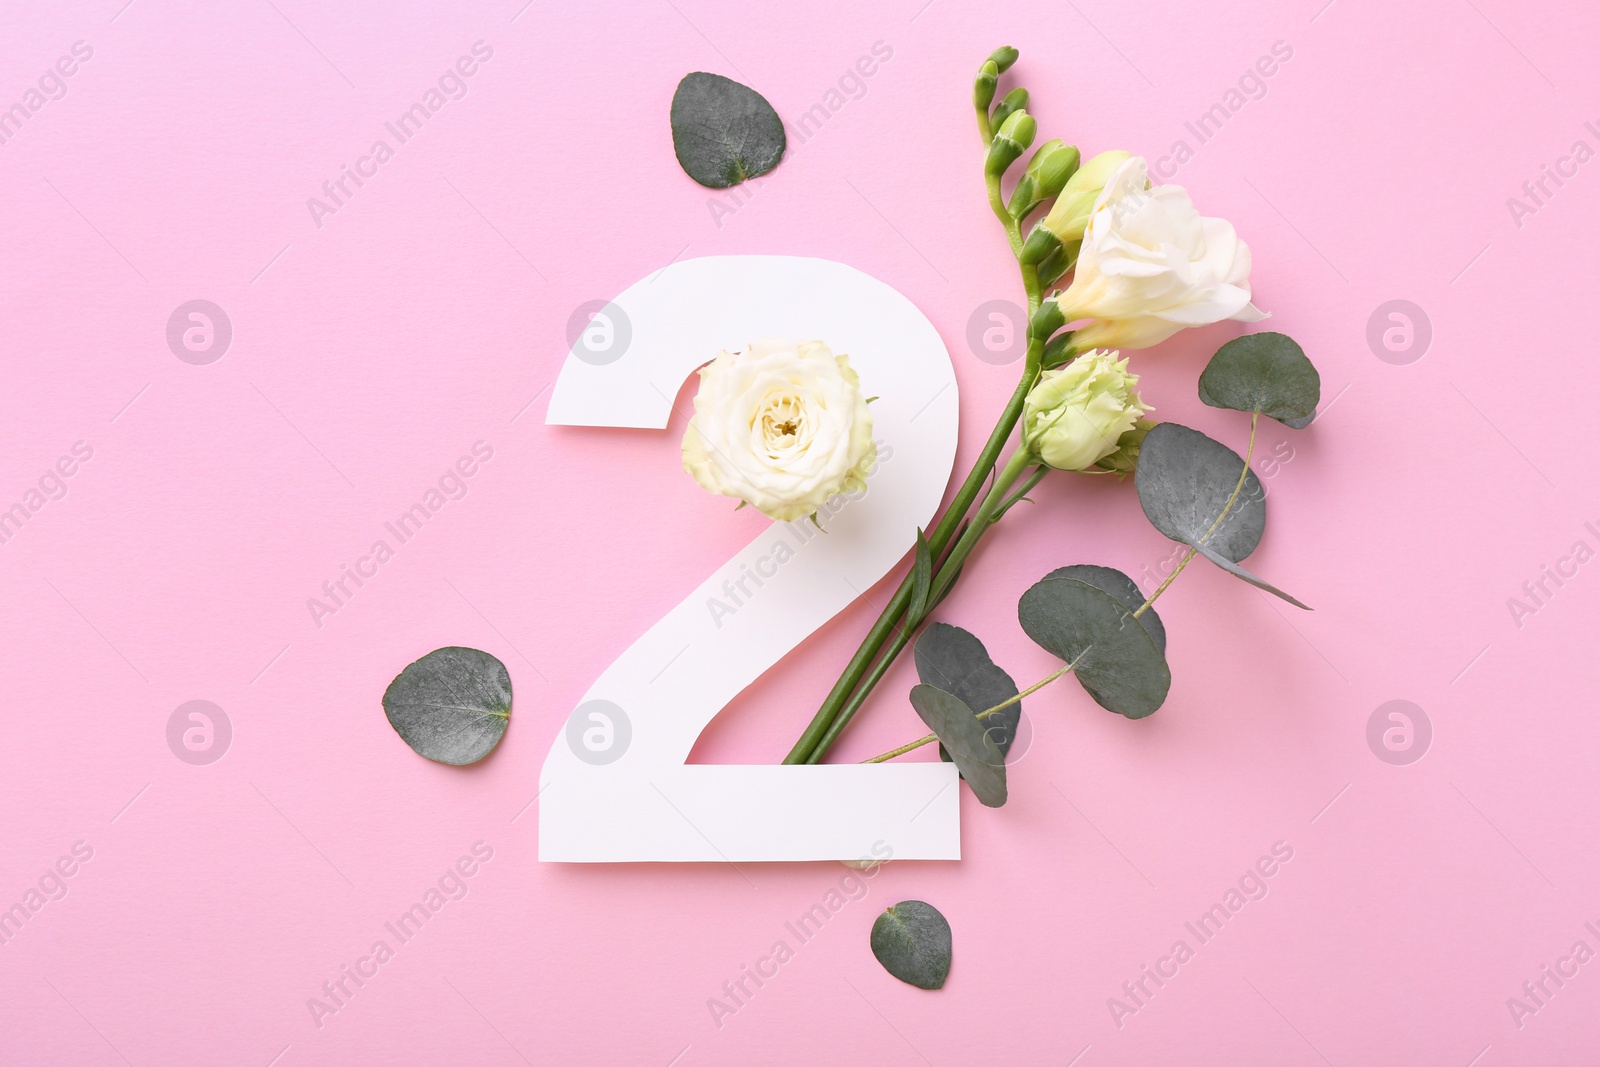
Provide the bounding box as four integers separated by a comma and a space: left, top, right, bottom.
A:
907, 529, 934, 624
913, 623, 1022, 764
908, 685, 1006, 806
1135, 423, 1309, 609
870, 901, 952, 989
382, 646, 511, 765
1017, 574, 1171, 718
670, 72, 786, 189
1199, 332, 1320, 426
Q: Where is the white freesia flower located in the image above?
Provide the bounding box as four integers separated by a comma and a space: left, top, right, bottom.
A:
1057, 155, 1267, 351
682, 339, 876, 522
1021, 350, 1151, 471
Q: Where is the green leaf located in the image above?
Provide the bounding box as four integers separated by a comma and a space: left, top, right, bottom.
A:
669, 72, 786, 189
382, 646, 511, 765
1135, 423, 1310, 609
1017, 574, 1171, 718
908, 685, 1007, 806
913, 623, 1023, 764
870, 901, 952, 989
1135, 422, 1264, 563
907, 529, 934, 624
1198, 332, 1320, 426
1042, 564, 1165, 655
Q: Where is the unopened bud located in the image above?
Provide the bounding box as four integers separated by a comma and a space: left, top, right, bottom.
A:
984, 109, 1036, 177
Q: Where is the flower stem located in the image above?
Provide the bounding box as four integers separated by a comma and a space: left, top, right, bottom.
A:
781, 73, 1046, 766
800, 445, 1038, 763
782, 372, 1037, 764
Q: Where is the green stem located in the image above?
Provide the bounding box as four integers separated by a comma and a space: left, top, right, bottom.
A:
783, 74, 1045, 766
802, 445, 1038, 763
783, 372, 1037, 764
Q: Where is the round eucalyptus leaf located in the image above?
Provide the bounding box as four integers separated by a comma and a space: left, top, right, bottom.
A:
1043, 564, 1166, 655
382, 646, 511, 765
1135, 422, 1265, 564
870, 900, 952, 990
1017, 577, 1171, 719
908, 685, 1006, 807
670, 72, 786, 189
1199, 332, 1320, 425
913, 623, 1023, 764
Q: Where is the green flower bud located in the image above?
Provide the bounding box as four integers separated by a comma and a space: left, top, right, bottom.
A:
973, 60, 999, 111
988, 46, 1019, 73
1038, 149, 1132, 243
1022, 351, 1152, 471
984, 110, 1035, 177
1007, 141, 1081, 217
989, 87, 1029, 135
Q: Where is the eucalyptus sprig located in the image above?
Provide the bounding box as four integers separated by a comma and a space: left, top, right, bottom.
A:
867, 333, 1320, 802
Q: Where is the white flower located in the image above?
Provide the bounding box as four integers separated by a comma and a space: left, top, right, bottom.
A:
1057, 155, 1267, 351
682, 339, 876, 522
1021, 350, 1151, 471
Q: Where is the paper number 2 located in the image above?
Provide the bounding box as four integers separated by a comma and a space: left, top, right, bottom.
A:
538, 256, 964, 862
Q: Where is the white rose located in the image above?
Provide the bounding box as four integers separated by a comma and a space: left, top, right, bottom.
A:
1056, 155, 1267, 351
1021, 350, 1151, 471
682, 339, 877, 522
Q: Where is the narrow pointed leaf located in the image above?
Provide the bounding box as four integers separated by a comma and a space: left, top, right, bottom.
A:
1193, 543, 1312, 610
907, 528, 934, 623
908, 684, 1007, 806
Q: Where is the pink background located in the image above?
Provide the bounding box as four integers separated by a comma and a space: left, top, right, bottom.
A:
2, 0, 1597, 1063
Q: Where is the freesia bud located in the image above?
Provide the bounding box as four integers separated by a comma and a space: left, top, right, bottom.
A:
988, 46, 1019, 73
1008, 140, 1081, 217
1037, 149, 1132, 243
989, 87, 1029, 134
973, 60, 1000, 111
1021, 350, 1152, 471
984, 110, 1036, 177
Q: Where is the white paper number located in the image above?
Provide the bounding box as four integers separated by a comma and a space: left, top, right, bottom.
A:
540, 256, 962, 862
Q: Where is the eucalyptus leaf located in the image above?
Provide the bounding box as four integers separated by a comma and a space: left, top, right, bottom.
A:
1199, 332, 1320, 426
1193, 543, 1311, 610
908, 684, 1006, 806
1017, 575, 1170, 718
1043, 564, 1165, 655
1135, 423, 1264, 564
1135, 423, 1310, 609
382, 646, 511, 765
913, 623, 1022, 763
670, 72, 786, 189
870, 900, 952, 990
